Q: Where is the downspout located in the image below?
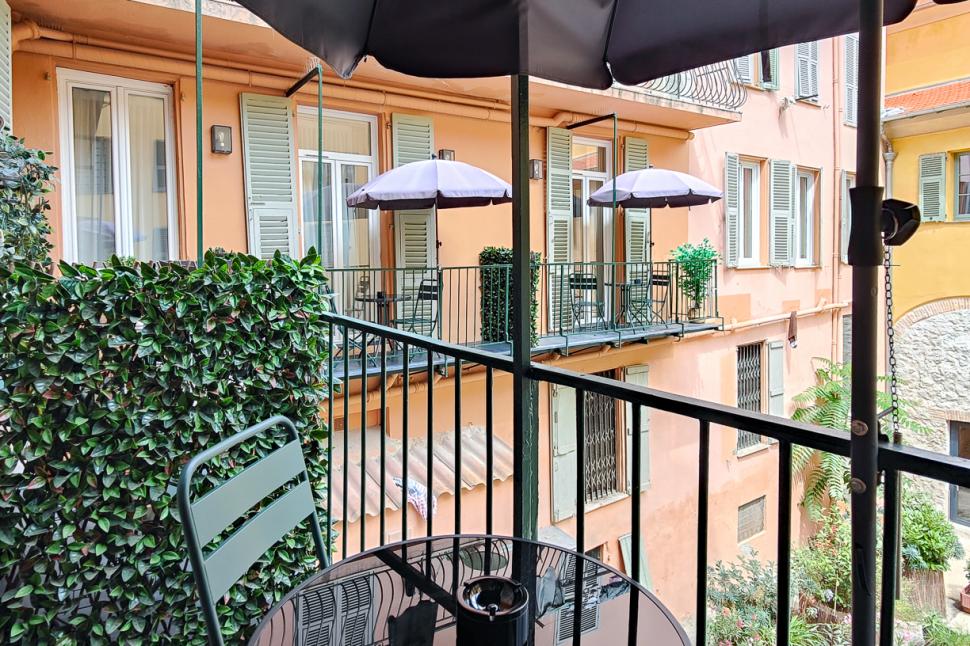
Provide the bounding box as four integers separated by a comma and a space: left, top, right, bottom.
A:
832, 35, 844, 363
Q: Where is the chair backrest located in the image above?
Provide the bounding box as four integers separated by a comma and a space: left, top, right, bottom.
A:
651, 269, 671, 288
417, 278, 439, 302
178, 416, 328, 645
569, 272, 598, 291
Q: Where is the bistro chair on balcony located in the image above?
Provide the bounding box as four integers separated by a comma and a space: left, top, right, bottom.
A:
391, 277, 440, 337
569, 272, 607, 330
649, 267, 672, 324
178, 416, 328, 646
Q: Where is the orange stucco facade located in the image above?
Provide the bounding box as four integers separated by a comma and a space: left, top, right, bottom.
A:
7, 0, 862, 626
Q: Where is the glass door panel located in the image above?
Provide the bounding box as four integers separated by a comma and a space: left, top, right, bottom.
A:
301, 159, 334, 266
127, 94, 170, 261
339, 163, 373, 269
71, 87, 116, 264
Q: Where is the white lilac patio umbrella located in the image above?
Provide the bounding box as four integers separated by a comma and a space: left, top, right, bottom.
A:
587, 168, 722, 209
345, 158, 512, 249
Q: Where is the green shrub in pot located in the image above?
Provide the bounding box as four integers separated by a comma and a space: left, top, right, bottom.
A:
670, 238, 718, 314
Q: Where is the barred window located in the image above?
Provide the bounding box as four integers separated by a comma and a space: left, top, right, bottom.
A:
583, 375, 621, 504
737, 342, 764, 451
738, 496, 767, 542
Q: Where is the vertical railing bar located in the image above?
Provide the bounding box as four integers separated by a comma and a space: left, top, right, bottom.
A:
486, 367, 494, 537
342, 327, 350, 560
575, 388, 586, 555
402, 342, 410, 551
380, 337, 387, 547
326, 322, 334, 559
572, 550, 585, 646
360, 331, 368, 554
777, 439, 792, 646
696, 419, 710, 646
454, 359, 462, 535
629, 403, 643, 646
427, 358, 434, 540
879, 467, 901, 645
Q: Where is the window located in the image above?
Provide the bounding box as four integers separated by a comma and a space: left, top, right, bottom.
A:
734, 50, 779, 90
841, 172, 856, 263
794, 170, 816, 266
951, 422, 970, 526
795, 41, 820, 101
582, 376, 621, 504
738, 496, 767, 542
737, 342, 764, 451
957, 152, 970, 221
571, 137, 612, 266
58, 69, 176, 263
296, 108, 378, 268
844, 34, 859, 126
738, 161, 761, 267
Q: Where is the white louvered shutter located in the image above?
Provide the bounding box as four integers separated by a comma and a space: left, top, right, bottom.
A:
619, 533, 652, 591
734, 55, 753, 85
624, 365, 650, 492
844, 34, 859, 126
767, 341, 785, 417
624, 137, 651, 280
841, 171, 855, 263
240, 94, 299, 258
556, 556, 600, 640
842, 314, 852, 363
724, 153, 740, 268
796, 41, 819, 100
547, 127, 574, 332
551, 384, 578, 522
919, 153, 947, 222
0, 1, 11, 131
761, 49, 781, 91
769, 159, 794, 267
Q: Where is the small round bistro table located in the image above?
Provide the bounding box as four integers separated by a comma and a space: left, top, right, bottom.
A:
249, 535, 690, 646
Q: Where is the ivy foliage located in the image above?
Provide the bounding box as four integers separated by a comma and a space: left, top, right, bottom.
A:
0, 250, 331, 643
0, 131, 55, 268
478, 246, 541, 344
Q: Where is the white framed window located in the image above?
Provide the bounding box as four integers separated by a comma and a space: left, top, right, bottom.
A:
957, 152, 970, 222
794, 170, 816, 266
57, 69, 177, 264
738, 161, 761, 267
296, 107, 379, 269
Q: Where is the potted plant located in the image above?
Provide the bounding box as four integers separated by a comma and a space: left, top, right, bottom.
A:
960, 559, 970, 613
670, 238, 718, 321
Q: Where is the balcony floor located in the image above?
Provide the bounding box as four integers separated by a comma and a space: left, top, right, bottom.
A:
332, 321, 719, 380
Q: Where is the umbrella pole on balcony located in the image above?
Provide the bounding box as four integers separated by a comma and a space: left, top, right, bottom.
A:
849, 0, 885, 643
285, 63, 326, 257
195, 0, 203, 264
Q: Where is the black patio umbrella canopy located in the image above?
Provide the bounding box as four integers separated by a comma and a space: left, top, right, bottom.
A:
234, 0, 916, 90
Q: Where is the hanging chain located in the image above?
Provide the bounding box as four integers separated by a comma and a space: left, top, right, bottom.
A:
884, 245, 900, 437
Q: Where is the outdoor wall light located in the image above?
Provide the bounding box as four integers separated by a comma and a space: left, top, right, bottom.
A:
437, 148, 456, 161
529, 159, 544, 180
211, 125, 232, 154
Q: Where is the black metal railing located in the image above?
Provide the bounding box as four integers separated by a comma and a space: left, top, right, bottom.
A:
323, 311, 970, 646
639, 61, 748, 112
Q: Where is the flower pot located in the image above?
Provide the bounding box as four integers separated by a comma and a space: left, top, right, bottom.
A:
960, 584, 970, 613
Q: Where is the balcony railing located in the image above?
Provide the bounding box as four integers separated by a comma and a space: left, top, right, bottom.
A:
322, 311, 970, 646
326, 260, 719, 370
639, 61, 748, 112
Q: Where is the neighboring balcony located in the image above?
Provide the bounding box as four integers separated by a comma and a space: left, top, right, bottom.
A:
326, 260, 719, 378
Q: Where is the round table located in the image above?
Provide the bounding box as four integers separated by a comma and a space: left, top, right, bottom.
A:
250, 535, 690, 645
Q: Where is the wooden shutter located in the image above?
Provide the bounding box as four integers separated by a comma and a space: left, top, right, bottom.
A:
551, 384, 577, 522
761, 49, 780, 91
796, 41, 819, 99
547, 127, 573, 332
734, 55, 753, 85
769, 159, 794, 267
919, 153, 947, 222
619, 533, 652, 591
844, 34, 859, 126
724, 153, 740, 268
240, 93, 298, 259
0, 0, 11, 130
624, 365, 650, 491
767, 341, 785, 417
841, 171, 855, 263
624, 137, 651, 274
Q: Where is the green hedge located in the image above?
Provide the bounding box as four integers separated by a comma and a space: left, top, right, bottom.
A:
0, 251, 331, 644
0, 131, 55, 268
478, 246, 540, 344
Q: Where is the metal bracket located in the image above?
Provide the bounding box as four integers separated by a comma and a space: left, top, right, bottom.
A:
847, 185, 885, 266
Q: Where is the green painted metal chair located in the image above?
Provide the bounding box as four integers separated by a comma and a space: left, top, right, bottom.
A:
178, 415, 328, 645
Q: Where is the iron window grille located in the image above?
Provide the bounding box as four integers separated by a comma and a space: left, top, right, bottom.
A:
737, 495, 767, 542
737, 342, 764, 451
583, 374, 621, 504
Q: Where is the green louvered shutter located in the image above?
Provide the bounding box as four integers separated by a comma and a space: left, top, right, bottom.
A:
547, 127, 573, 333
392, 113, 436, 333
767, 341, 785, 417
761, 49, 780, 91
841, 171, 855, 263
624, 137, 651, 280
919, 153, 947, 222
734, 55, 753, 85
724, 153, 740, 268
769, 159, 794, 267
0, 1, 11, 131
551, 384, 577, 521
619, 533, 652, 591
844, 34, 859, 126
796, 41, 819, 100
624, 364, 650, 492
240, 93, 298, 258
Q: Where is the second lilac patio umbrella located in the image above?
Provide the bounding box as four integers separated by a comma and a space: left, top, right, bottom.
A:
346, 158, 513, 249
587, 168, 722, 209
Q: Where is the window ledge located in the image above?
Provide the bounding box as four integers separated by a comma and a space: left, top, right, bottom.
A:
736, 442, 772, 459
585, 490, 631, 513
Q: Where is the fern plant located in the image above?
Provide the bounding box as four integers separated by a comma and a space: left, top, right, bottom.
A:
791, 358, 928, 519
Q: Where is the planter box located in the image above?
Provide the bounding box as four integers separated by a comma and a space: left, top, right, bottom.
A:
960, 585, 970, 613
904, 569, 946, 616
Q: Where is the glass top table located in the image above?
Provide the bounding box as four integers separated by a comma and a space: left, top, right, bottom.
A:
250, 535, 689, 645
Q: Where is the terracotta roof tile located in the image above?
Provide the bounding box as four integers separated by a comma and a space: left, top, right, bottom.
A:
885, 78, 970, 118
